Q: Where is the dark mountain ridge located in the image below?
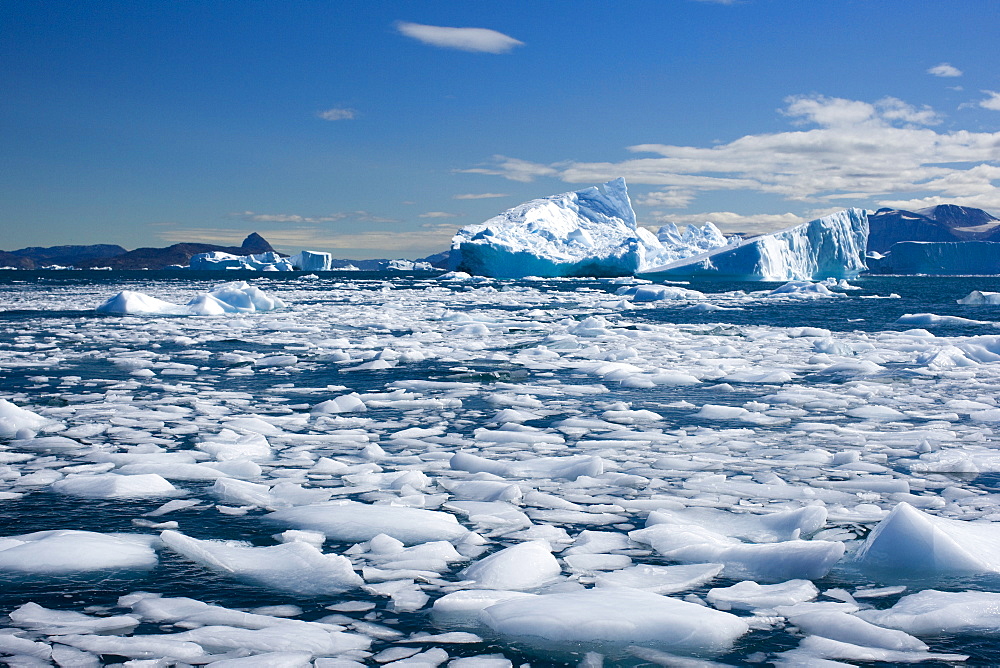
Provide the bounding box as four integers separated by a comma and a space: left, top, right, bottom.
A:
867, 205, 1000, 253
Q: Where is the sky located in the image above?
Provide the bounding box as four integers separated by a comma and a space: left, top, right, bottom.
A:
2, 0, 1000, 259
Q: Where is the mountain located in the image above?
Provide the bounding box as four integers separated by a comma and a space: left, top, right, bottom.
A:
0, 244, 127, 269
75, 234, 278, 270
867, 205, 1000, 253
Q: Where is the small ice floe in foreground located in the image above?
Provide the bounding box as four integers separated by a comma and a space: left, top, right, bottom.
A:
479, 589, 749, 655
0, 530, 157, 573
50, 473, 179, 499
96, 281, 286, 315
855, 502, 1000, 578
857, 589, 1000, 637
159, 530, 363, 595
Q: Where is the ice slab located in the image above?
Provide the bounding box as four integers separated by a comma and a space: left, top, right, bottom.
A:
267, 501, 469, 545
594, 563, 723, 594
857, 589, 1000, 637
50, 473, 179, 498
958, 290, 1000, 305
0, 530, 157, 573
480, 589, 748, 655
459, 542, 561, 590
159, 530, 363, 595
855, 502, 1000, 577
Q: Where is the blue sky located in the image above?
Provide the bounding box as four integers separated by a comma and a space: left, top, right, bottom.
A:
3, 0, 999, 258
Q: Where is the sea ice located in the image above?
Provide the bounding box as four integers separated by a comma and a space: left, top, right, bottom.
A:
857, 589, 1000, 636
958, 290, 1000, 305
0, 530, 157, 573
267, 500, 469, 545
480, 589, 748, 655
159, 530, 363, 595
0, 399, 51, 438
594, 563, 724, 594
706, 579, 818, 611
459, 541, 561, 590
855, 502, 1000, 577
50, 473, 179, 498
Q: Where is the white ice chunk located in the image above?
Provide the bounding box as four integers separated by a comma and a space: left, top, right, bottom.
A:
267, 500, 469, 545
0, 530, 157, 573
50, 473, 178, 498
0, 399, 51, 438
159, 530, 363, 595
460, 542, 561, 590
595, 563, 724, 594
707, 579, 818, 611
858, 589, 1000, 637
481, 589, 748, 654
855, 502, 1000, 577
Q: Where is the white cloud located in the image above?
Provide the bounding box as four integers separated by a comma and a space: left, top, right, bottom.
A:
467, 94, 1000, 219
418, 211, 459, 218
395, 21, 523, 54
453, 192, 509, 200
237, 211, 399, 224
980, 90, 1000, 111
928, 63, 963, 77
317, 108, 356, 121
633, 189, 695, 208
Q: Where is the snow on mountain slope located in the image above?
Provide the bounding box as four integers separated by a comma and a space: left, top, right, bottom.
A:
642, 209, 869, 281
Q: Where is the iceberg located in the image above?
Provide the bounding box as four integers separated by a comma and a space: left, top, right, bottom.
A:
189, 251, 295, 271
288, 250, 332, 271
452, 178, 731, 278
643, 208, 869, 280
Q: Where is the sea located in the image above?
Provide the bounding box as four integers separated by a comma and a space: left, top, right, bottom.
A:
1, 269, 999, 666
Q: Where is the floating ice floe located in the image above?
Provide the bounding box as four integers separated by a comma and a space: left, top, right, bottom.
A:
896, 313, 994, 327
615, 284, 706, 302
958, 290, 1000, 305
0, 398, 51, 439
479, 589, 749, 655
857, 589, 1000, 637
50, 473, 179, 499
0, 530, 157, 573
855, 502, 1000, 578
267, 500, 470, 545
96, 281, 286, 315
459, 541, 561, 590
159, 530, 363, 595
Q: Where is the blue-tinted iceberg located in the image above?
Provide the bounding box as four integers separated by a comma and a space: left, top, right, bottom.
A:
190, 251, 295, 271
453, 178, 730, 278
288, 251, 332, 271
643, 209, 869, 280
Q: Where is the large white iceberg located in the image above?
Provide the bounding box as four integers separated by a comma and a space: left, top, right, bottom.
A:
452, 178, 729, 278
644, 208, 869, 280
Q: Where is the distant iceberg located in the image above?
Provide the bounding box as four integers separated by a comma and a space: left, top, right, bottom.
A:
190, 251, 294, 271
453, 178, 730, 278
643, 209, 869, 281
